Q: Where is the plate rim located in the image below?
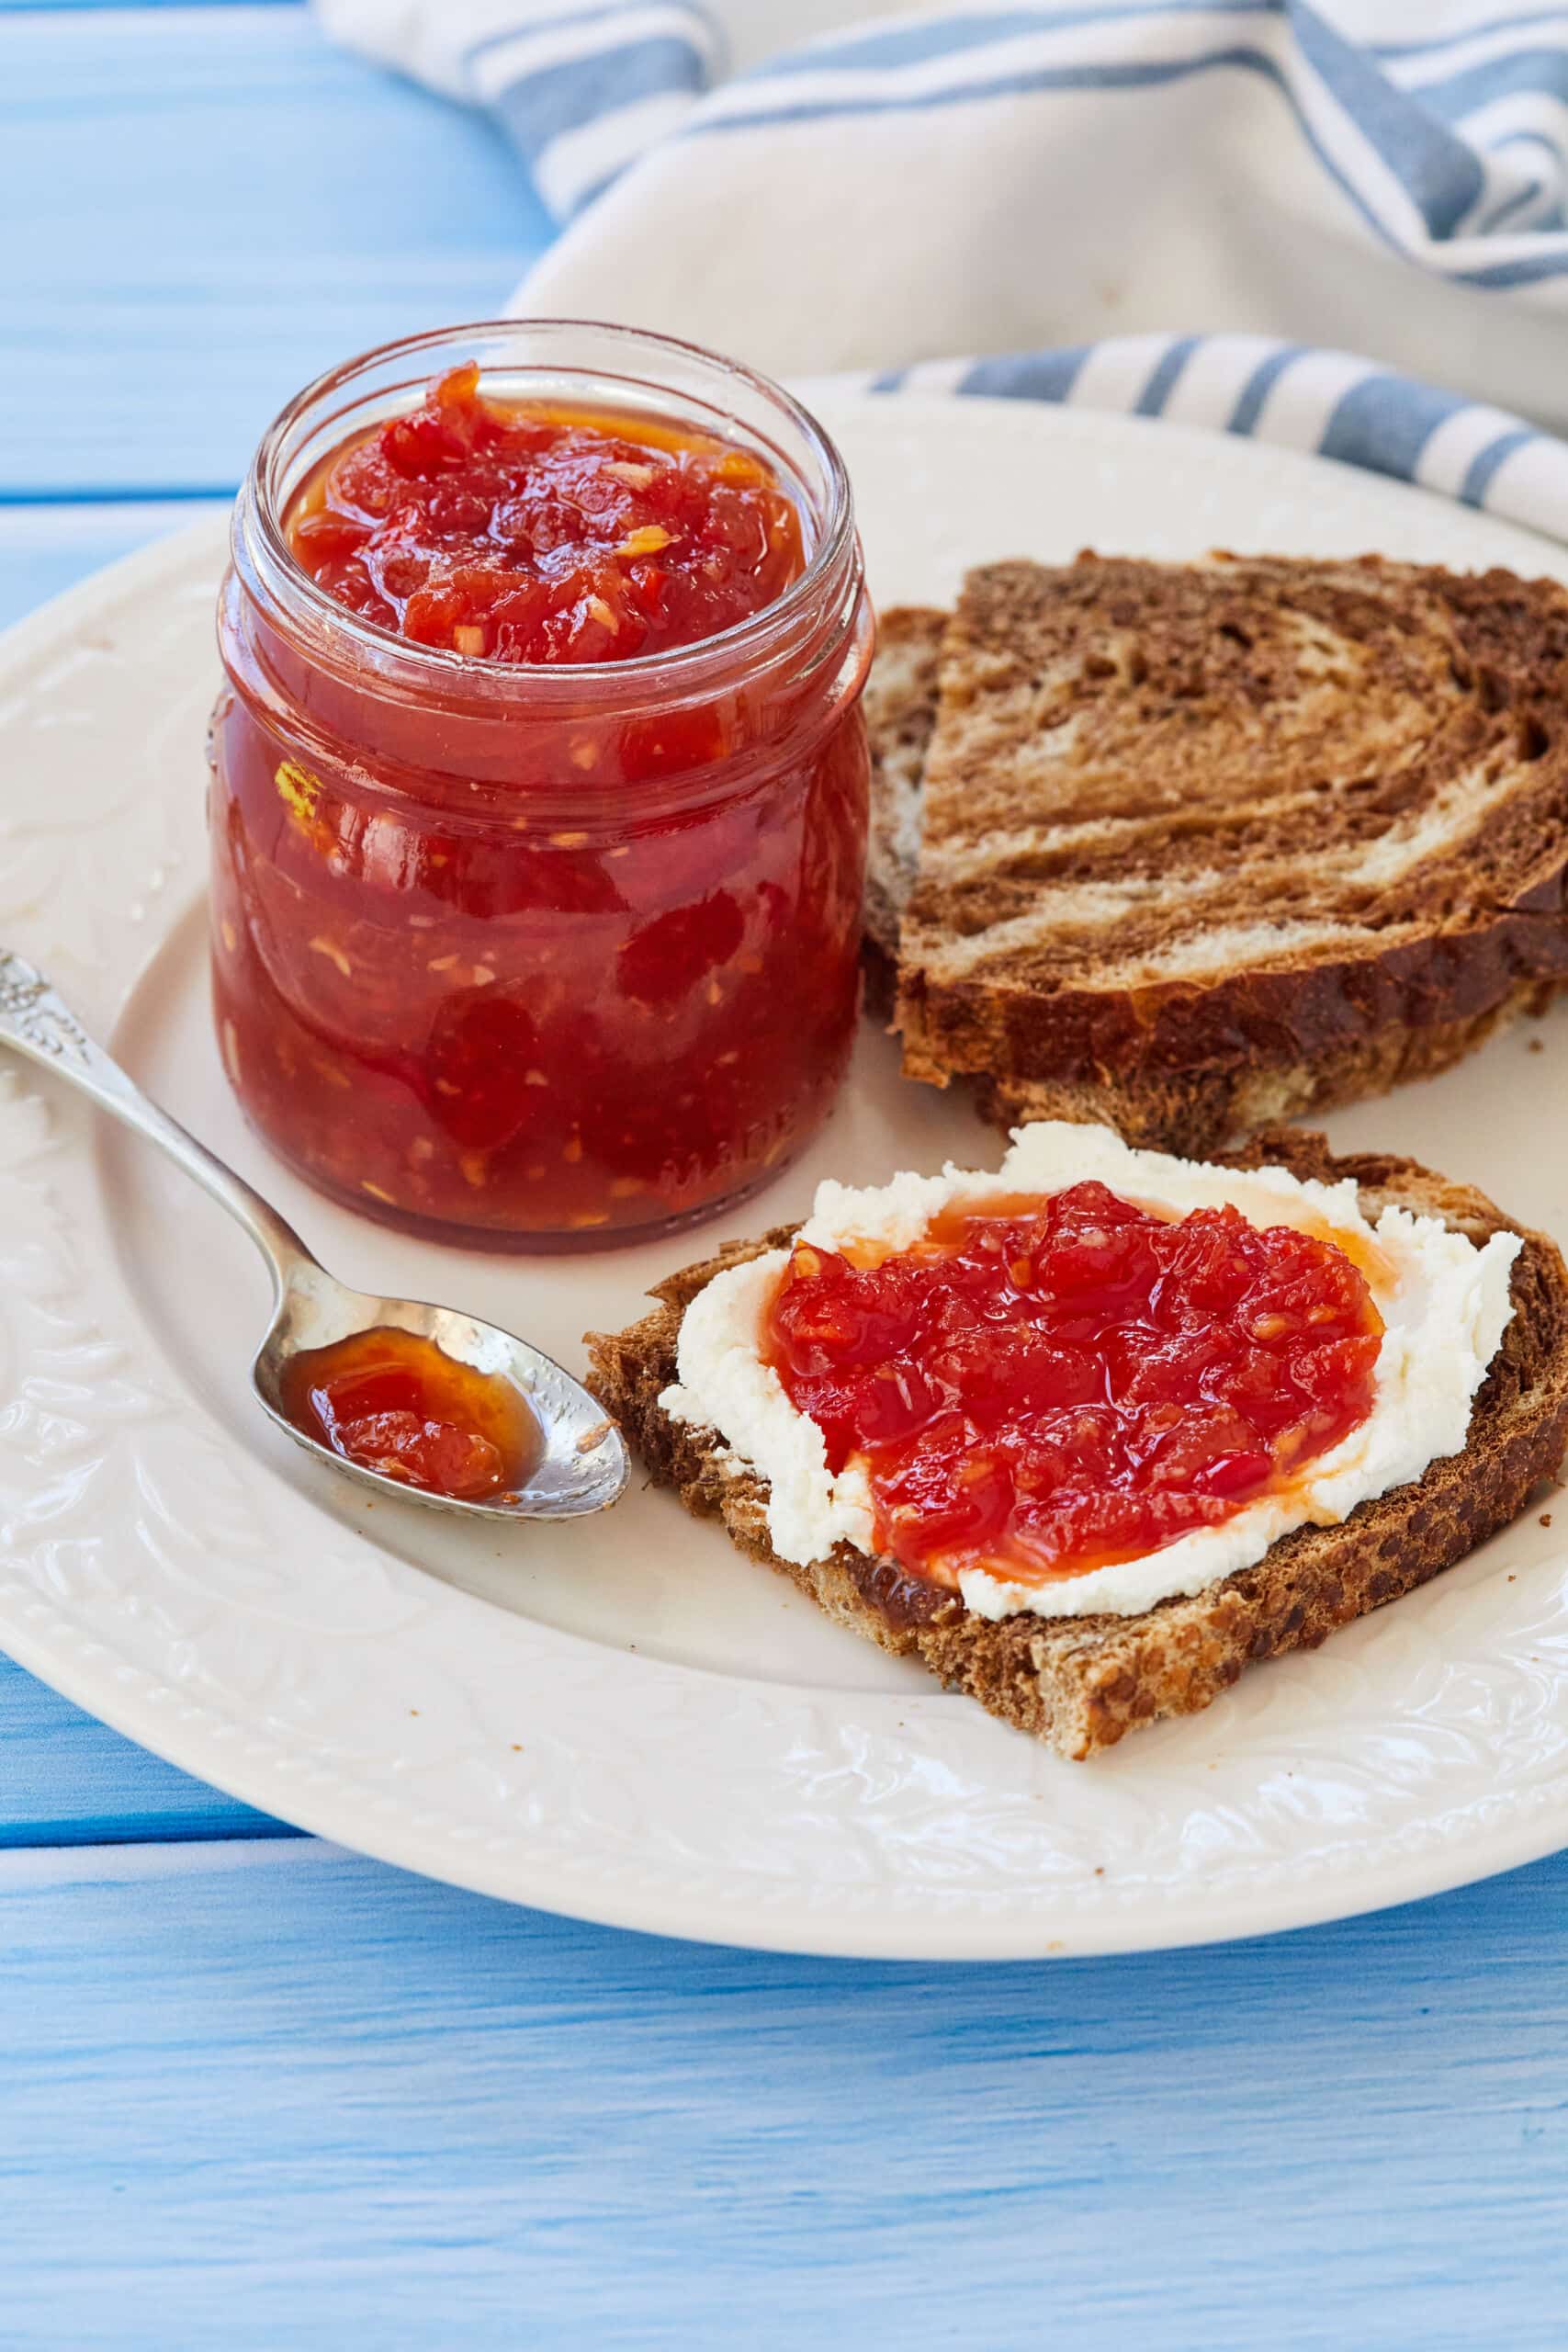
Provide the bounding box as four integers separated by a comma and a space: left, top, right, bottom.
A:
6, 1582, 1568, 1961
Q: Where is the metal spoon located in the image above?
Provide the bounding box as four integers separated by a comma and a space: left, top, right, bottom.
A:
0, 949, 628, 1522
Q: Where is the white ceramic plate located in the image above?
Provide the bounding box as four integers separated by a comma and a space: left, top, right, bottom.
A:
6, 393, 1568, 1960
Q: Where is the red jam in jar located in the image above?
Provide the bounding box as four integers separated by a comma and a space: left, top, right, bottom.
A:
765, 1182, 1384, 1589
209, 323, 872, 1249
288, 362, 806, 661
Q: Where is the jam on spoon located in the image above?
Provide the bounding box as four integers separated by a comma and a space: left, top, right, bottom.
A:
278, 1325, 542, 1502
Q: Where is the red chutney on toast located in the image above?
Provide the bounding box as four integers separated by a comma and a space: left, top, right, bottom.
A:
765, 1180, 1383, 1589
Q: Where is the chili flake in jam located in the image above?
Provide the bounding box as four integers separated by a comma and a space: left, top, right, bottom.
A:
210, 327, 872, 1248
764, 1182, 1384, 1589
287, 364, 806, 662
279, 1326, 540, 1502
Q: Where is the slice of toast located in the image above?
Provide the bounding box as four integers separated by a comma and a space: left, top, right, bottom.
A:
874, 557, 1568, 1158
586, 1130, 1568, 1758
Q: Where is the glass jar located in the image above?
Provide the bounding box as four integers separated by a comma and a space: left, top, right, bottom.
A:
209, 321, 873, 1249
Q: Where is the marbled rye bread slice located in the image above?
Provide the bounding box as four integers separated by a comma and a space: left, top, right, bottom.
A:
585, 1132, 1568, 1759
872, 558, 1568, 1156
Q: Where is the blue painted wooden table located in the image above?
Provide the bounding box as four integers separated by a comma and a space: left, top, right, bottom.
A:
3, 8, 1566, 2343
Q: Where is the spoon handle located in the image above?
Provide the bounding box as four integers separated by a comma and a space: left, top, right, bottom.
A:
0, 947, 311, 1294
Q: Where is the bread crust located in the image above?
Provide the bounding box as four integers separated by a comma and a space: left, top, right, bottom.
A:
872, 560, 1568, 1158
584, 1132, 1568, 1758
968, 978, 1557, 1157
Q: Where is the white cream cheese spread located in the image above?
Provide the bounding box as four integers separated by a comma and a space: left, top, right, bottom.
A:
660, 1123, 1519, 1621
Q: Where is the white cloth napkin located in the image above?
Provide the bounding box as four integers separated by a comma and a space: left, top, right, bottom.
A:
319, 0, 1568, 537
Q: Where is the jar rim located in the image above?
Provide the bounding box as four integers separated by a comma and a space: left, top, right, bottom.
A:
240, 317, 858, 703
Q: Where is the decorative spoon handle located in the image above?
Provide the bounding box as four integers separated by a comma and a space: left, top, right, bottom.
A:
0, 947, 310, 1292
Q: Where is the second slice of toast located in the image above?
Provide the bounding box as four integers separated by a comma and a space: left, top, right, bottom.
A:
878, 556, 1568, 1156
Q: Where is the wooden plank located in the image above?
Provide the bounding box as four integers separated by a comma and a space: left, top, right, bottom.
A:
0, 2, 298, 12
0, 7, 552, 494
0, 1658, 288, 1844
1, 4, 300, 12
0, 497, 227, 630
0, 1836, 1564, 2344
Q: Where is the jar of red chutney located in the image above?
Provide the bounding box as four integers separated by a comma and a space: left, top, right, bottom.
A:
209, 320, 873, 1249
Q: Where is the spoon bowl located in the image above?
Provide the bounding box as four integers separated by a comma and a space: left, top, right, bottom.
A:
250, 1261, 628, 1521
0, 948, 628, 1525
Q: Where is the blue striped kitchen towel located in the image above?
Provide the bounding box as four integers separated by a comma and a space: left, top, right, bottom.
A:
319, 1, 1568, 540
